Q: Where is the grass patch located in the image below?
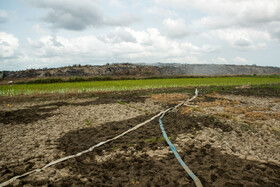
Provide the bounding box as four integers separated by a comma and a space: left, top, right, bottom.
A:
267, 126, 280, 138
240, 123, 257, 133
271, 128, 280, 138
85, 119, 93, 126
214, 113, 231, 119
1, 77, 279, 96
117, 100, 126, 105
112, 143, 134, 150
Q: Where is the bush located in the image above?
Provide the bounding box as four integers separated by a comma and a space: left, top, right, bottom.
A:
68, 77, 86, 82
17, 78, 64, 84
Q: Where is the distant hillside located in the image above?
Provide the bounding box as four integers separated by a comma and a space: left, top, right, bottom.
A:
2, 64, 280, 79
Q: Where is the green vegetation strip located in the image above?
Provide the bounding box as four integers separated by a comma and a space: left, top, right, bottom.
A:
0, 77, 279, 96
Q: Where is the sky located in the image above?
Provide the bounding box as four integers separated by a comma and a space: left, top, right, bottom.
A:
0, 0, 280, 71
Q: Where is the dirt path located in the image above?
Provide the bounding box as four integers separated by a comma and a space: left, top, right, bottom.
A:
0, 90, 279, 186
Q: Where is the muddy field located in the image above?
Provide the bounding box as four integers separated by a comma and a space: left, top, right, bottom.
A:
0, 86, 280, 186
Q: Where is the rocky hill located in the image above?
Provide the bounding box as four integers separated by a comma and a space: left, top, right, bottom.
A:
2, 63, 280, 79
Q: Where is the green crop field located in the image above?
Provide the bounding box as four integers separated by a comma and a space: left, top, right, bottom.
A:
0, 77, 279, 96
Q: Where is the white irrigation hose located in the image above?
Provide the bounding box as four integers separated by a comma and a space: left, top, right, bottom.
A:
0, 108, 171, 187
0, 89, 200, 187
159, 89, 203, 187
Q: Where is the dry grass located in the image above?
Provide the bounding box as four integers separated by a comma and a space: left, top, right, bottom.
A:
224, 106, 271, 115
198, 99, 240, 108
150, 93, 189, 104
180, 107, 194, 115
271, 99, 280, 103
244, 112, 280, 121
235, 85, 252, 89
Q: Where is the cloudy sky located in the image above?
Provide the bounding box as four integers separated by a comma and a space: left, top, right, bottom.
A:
0, 0, 280, 70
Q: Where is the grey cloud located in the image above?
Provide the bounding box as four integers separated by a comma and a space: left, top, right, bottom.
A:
50, 35, 63, 47
102, 29, 137, 43
104, 13, 141, 27
268, 23, 280, 41
272, 31, 280, 41
22, 0, 139, 31
42, 6, 103, 30
238, 6, 280, 28
0, 17, 8, 23
0, 10, 8, 23
235, 38, 252, 47
270, 30, 280, 41
166, 30, 190, 39
0, 40, 10, 46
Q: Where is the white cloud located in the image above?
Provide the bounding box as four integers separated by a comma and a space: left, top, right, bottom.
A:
163, 18, 190, 38
185, 56, 204, 64
214, 28, 269, 42
0, 32, 19, 58
1, 0, 280, 70
233, 57, 249, 64
146, 6, 178, 17
158, 0, 280, 44
31, 24, 48, 35
108, 0, 125, 8
210, 57, 232, 64
181, 42, 220, 55
157, 0, 280, 28
27, 34, 105, 58
200, 45, 220, 53
212, 28, 268, 50
19, 27, 222, 69
216, 57, 228, 63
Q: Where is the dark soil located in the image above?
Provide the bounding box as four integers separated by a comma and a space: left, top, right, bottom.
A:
220, 84, 280, 97
0, 96, 147, 125
1, 84, 278, 105
196, 84, 280, 98
0, 87, 191, 104
1, 86, 279, 186
7, 111, 278, 186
